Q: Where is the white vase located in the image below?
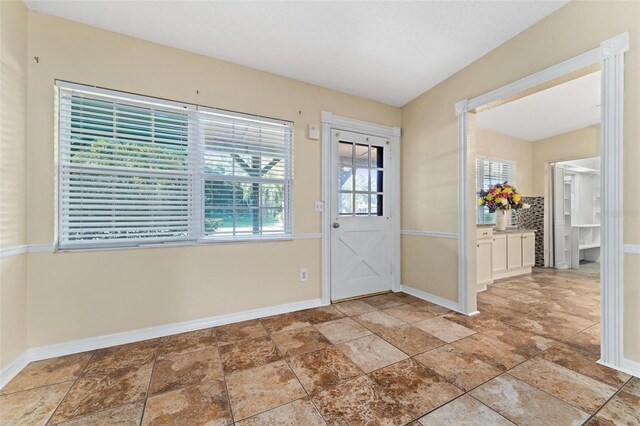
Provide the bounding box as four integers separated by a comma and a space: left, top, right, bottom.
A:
495, 210, 509, 231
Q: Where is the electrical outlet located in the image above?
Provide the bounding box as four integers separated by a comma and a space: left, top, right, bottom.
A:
299, 268, 309, 282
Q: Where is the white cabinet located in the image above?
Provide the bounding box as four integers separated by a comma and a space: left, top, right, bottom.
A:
492, 234, 507, 275
507, 234, 523, 270
476, 238, 493, 290
522, 232, 535, 268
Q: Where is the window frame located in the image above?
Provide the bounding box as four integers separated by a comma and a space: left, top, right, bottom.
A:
475, 156, 517, 226
55, 81, 294, 251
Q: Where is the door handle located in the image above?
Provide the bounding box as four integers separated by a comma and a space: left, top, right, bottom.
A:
333, 222, 340, 229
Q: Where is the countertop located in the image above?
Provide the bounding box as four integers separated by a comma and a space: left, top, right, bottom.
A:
476, 225, 536, 234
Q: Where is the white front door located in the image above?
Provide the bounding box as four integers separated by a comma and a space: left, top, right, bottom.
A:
330, 130, 393, 301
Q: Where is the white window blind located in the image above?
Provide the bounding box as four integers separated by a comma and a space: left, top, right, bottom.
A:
57, 82, 293, 250
475, 157, 517, 225
199, 107, 292, 238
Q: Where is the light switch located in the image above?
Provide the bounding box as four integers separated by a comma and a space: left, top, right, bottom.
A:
314, 201, 324, 212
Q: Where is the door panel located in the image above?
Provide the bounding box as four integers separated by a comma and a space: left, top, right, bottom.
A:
492, 234, 507, 274
507, 234, 523, 270
331, 130, 392, 301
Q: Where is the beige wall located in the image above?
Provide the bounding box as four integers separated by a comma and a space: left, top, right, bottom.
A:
0, 0, 29, 368
401, 1, 640, 361
531, 125, 600, 196
476, 128, 534, 196
25, 12, 401, 348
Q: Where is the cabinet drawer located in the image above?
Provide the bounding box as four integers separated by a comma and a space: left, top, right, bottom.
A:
476, 227, 493, 239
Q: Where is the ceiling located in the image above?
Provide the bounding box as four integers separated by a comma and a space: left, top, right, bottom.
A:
476, 71, 601, 141
24, 1, 567, 107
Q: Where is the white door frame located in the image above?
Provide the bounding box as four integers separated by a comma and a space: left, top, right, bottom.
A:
456, 33, 630, 373
321, 112, 401, 304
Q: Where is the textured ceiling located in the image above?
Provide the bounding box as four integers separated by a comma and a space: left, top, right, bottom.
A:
25, 0, 567, 106
477, 71, 601, 141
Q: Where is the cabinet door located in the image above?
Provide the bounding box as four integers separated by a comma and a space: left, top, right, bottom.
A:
476, 239, 493, 286
507, 234, 523, 270
492, 235, 507, 274
522, 232, 535, 268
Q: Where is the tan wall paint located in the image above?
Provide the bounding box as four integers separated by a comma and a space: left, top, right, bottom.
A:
0, 0, 29, 369
401, 1, 640, 361
531, 125, 600, 196
401, 235, 458, 301
25, 12, 400, 347
624, 253, 640, 361
476, 128, 534, 195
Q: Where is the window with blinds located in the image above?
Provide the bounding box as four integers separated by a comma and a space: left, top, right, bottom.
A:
475, 157, 517, 225
57, 82, 293, 249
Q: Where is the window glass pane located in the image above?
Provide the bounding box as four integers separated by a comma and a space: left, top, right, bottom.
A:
370, 146, 384, 168
355, 193, 369, 215
233, 209, 259, 235
339, 142, 352, 165
261, 208, 284, 233
371, 170, 383, 192
371, 194, 383, 216
354, 144, 369, 167
260, 183, 285, 209
339, 167, 353, 191
339, 192, 353, 215
205, 208, 233, 235
355, 168, 369, 191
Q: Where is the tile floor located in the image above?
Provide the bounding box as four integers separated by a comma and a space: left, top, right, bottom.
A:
1, 267, 638, 425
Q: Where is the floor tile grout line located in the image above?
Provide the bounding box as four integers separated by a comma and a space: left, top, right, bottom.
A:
138, 343, 162, 426
44, 350, 98, 425
582, 375, 636, 425
466, 392, 521, 425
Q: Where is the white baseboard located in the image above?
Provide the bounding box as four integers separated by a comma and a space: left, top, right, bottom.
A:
0, 351, 30, 390
399, 284, 463, 314
598, 357, 640, 379
0, 297, 324, 390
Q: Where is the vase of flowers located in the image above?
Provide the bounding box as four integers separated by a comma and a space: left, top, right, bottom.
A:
477, 182, 529, 231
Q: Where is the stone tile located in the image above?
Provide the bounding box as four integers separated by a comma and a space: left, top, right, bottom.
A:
383, 304, 434, 323
590, 390, 640, 425
314, 317, 372, 344
50, 363, 153, 423
333, 300, 377, 316
369, 359, 463, 418
158, 329, 216, 359
505, 316, 581, 340
418, 394, 515, 426
442, 311, 506, 332
375, 324, 446, 356
53, 401, 144, 425
149, 347, 223, 395
452, 334, 527, 371
260, 312, 311, 333
235, 397, 326, 426
470, 375, 589, 426
508, 357, 617, 413
409, 299, 452, 316
481, 323, 556, 357
353, 310, 406, 333
414, 345, 502, 391
287, 346, 362, 394
225, 360, 306, 421
296, 306, 345, 324
271, 325, 332, 357
336, 335, 408, 373
0, 381, 71, 426
218, 336, 281, 375
360, 293, 404, 309
142, 380, 232, 426
1, 352, 93, 395
85, 339, 158, 375
538, 343, 630, 388
561, 324, 601, 355
413, 317, 476, 343
214, 319, 268, 345
312, 375, 413, 425
622, 376, 640, 397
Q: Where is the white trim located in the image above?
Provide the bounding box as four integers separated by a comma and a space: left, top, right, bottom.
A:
0, 236, 322, 259
321, 112, 401, 303
401, 230, 458, 240
623, 244, 640, 255
0, 352, 30, 390
598, 357, 640, 379
399, 284, 464, 314
0, 245, 28, 259
0, 297, 324, 390
456, 32, 629, 373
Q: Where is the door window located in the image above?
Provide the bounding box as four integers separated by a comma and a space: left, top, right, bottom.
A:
338, 141, 384, 216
